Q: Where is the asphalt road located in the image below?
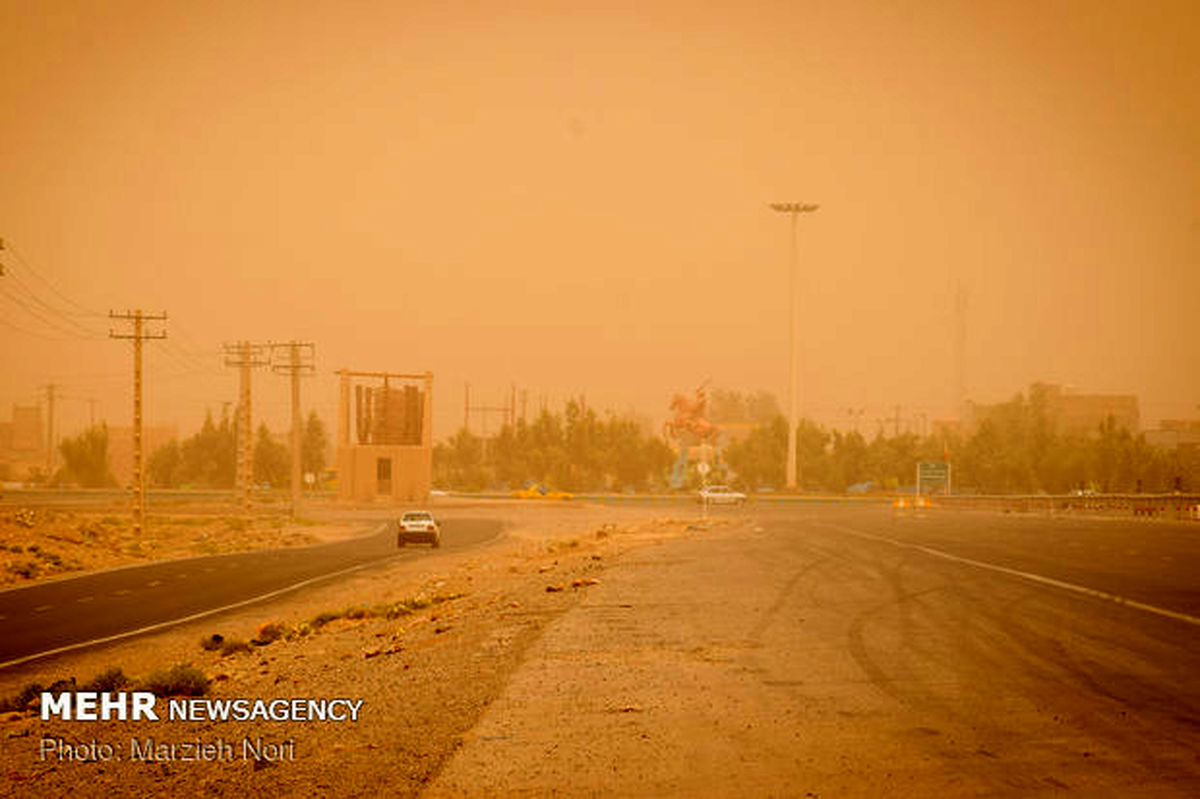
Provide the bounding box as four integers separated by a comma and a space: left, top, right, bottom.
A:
0, 515, 502, 667
434, 505, 1200, 796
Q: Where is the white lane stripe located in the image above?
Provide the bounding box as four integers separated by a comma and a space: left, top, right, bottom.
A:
0, 556, 398, 670
819, 521, 1200, 628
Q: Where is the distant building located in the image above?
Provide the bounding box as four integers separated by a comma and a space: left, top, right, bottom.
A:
1144, 419, 1200, 452
966, 383, 1139, 437
0, 404, 45, 481
1042, 383, 1139, 435
336, 369, 433, 503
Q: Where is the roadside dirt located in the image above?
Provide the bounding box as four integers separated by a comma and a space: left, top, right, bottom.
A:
0, 502, 372, 588
0, 503, 728, 797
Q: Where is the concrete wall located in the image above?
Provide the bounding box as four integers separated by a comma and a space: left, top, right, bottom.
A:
337, 444, 431, 503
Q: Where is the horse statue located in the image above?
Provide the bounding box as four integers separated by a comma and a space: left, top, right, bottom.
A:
663, 383, 717, 443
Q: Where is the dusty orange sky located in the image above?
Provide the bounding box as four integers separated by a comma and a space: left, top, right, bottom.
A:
2, 1, 1197, 442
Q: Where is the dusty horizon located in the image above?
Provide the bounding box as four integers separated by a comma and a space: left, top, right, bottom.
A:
2, 1, 1197, 444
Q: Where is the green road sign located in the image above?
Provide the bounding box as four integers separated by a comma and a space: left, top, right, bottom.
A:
918, 461, 949, 483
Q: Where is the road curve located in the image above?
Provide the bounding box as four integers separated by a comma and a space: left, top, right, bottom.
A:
0, 516, 502, 668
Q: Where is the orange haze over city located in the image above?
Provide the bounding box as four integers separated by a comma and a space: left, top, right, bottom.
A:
2, 0, 1197, 443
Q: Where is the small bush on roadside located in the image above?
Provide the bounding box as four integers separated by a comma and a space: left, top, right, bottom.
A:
219, 639, 251, 656
286, 621, 313, 640
310, 610, 343, 629
0, 682, 45, 713
253, 622, 286, 645
81, 667, 130, 692
199, 633, 224, 651
140, 664, 209, 697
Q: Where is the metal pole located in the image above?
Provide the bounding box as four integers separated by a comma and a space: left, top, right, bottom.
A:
770, 202, 818, 491
290, 344, 302, 517
240, 343, 253, 511
786, 212, 799, 490
44, 383, 56, 475
133, 313, 144, 534
110, 310, 166, 537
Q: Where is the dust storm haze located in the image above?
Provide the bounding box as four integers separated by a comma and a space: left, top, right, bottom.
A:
2, 0, 1197, 441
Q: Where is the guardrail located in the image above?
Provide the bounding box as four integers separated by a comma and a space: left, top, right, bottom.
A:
930, 493, 1200, 521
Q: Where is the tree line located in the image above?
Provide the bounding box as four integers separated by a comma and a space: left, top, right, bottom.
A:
724, 390, 1192, 494
435, 400, 674, 492
439, 389, 1194, 495
50, 388, 1195, 495
52, 411, 329, 489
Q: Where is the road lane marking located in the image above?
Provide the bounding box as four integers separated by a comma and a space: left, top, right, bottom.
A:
820, 521, 1200, 628
33, 605, 53, 613
146, 580, 162, 587
0, 554, 399, 670
76, 596, 94, 603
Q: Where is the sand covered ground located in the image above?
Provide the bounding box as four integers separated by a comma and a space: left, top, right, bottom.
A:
0, 500, 732, 797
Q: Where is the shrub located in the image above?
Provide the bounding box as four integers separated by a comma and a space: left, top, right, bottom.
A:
0, 682, 45, 713
140, 664, 209, 697
253, 622, 286, 645
286, 621, 313, 640
199, 633, 224, 651
219, 639, 251, 656
81, 667, 130, 692
309, 610, 342, 629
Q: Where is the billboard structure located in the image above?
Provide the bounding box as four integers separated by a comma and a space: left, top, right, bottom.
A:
336, 369, 433, 503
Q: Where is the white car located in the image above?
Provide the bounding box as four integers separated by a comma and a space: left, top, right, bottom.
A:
698, 485, 747, 506
397, 510, 441, 548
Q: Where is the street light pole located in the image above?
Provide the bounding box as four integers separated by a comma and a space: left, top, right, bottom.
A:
769, 202, 819, 491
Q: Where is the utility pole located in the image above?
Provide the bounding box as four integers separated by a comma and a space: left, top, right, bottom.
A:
109, 310, 167, 536
464, 384, 515, 436
954, 281, 968, 426
770, 202, 819, 490
223, 341, 267, 512
269, 341, 315, 518
43, 383, 57, 474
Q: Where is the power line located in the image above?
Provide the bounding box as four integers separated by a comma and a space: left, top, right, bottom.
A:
4, 239, 104, 317
0, 283, 103, 339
